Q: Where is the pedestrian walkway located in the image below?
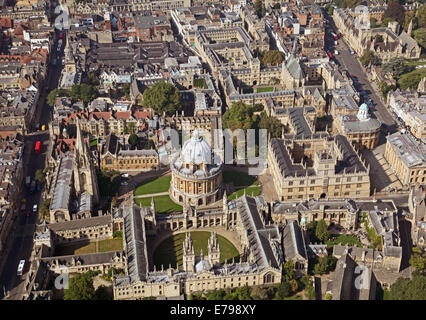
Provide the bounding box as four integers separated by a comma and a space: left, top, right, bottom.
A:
134, 192, 169, 199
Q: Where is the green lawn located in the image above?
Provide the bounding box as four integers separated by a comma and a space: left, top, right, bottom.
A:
55, 242, 97, 256
153, 231, 239, 269
98, 239, 123, 252
326, 234, 362, 248
134, 176, 171, 196
256, 87, 274, 93
89, 138, 97, 147
135, 195, 182, 214
397, 68, 426, 90
223, 171, 258, 187
228, 186, 261, 200
242, 87, 254, 94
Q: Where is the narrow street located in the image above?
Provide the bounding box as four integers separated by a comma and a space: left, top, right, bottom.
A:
0, 27, 64, 300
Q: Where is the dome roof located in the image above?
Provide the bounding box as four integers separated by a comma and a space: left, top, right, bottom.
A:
359, 103, 369, 111
181, 130, 211, 164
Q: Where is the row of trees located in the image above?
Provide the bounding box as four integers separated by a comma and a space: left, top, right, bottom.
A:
46, 84, 97, 107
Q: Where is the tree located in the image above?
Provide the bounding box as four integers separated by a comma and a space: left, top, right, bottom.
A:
315, 219, 330, 242
289, 279, 298, 293
314, 255, 337, 275
360, 50, 380, 66
142, 82, 181, 115
378, 81, 396, 98
382, 57, 413, 78
38, 198, 50, 222
275, 282, 291, 299
383, 0, 405, 26
46, 88, 68, 107
409, 247, 425, 273
35, 169, 46, 185
205, 289, 226, 300
283, 259, 295, 282
95, 285, 112, 300
70, 84, 97, 104
258, 112, 284, 138
144, 139, 156, 150
262, 50, 285, 66
387, 274, 426, 300
325, 293, 333, 300
87, 72, 98, 86
250, 286, 268, 300
254, 0, 266, 18
370, 18, 379, 28
128, 133, 138, 148
222, 101, 260, 131
64, 272, 96, 300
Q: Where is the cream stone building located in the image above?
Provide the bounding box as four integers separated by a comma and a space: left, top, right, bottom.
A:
334, 103, 381, 150
112, 195, 283, 300
268, 134, 371, 201
384, 132, 426, 186
333, 9, 421, 62
170, 130, 224, 208
49, 121, 100, 223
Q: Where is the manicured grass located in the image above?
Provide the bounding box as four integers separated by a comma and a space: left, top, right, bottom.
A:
135, 195, 182, 214
89, 138, 97, 147
223, 171, 258, 187
55, 242, 97, 256
326, 234, 362, 248
98, 239, 123, 252
242, 87, 254, 94
256, 87, 274, 93
134, 176, 171, 196
228, 186, 261, 200
397, 68, 426, 90
153, 231, 239, 269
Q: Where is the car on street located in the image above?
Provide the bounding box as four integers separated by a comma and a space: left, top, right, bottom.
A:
120, 182, 128, 186
32, 204, 38, 213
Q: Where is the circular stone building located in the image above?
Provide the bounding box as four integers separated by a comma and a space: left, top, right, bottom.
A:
170, 130, 223, 207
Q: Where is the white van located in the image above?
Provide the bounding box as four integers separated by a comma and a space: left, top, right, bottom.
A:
17, 260, 25, 276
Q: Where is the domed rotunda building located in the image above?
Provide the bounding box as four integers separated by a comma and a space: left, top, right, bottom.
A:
170, 130, 224, 207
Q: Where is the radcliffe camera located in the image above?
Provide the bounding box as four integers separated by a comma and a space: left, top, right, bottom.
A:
0, 0, 425, 308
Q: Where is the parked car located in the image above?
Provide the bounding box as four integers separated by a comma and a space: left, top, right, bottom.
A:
120, 182, 128, 186
32, 204, 38, 213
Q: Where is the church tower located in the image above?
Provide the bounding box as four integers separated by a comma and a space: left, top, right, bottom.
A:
208, 231, 220, 267
182, 233, 195, 272
73, 119, 100, 204
64, 34, 76, 74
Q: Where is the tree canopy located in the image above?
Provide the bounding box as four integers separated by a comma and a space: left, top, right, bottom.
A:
409, 247, 425, 273
70, 84, 97, 104
46, 88, 68, 107
383, 0, 405, 26
142, 82, 181, 115
313, 255, 337, 275
254, 0, 266, 18
387, 274, 426, 300
360, 50, 380, 66
222, 101, 260, 131
382, 57, 414, 77
262, 50, 285, 66
258, 112, 284, 138
64, 272, 96, 300
128, 133, 138, 148
315, 219, 330, 242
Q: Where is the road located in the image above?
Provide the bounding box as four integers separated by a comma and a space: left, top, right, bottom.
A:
325, 16, 397, 134
0, 27, 64, 300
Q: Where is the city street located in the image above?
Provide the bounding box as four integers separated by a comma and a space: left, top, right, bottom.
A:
0, 28, 64, 300
326, 17, 397, 132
